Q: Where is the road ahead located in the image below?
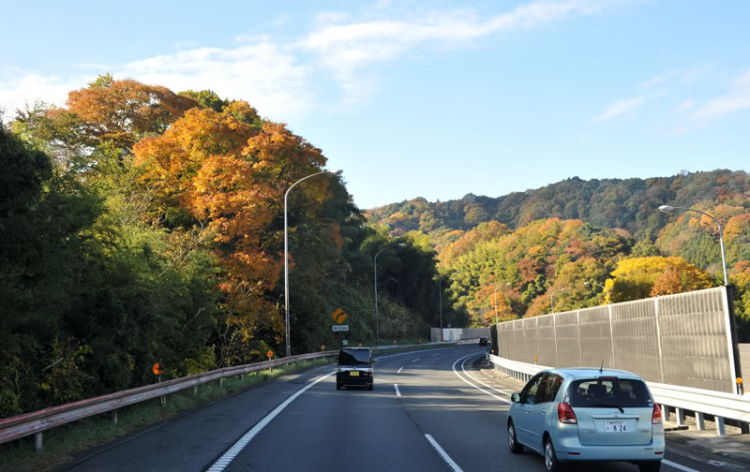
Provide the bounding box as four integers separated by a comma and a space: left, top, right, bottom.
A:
64, 346, 747, 472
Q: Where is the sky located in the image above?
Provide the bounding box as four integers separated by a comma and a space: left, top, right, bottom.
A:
2, 0, 749, 209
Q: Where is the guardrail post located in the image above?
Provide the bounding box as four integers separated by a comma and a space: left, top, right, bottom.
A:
34, 432, 43, 451
220, 378, 225, 388
676, 408, 686, 427
194, 385, 198, 396
111, 410, 118, 425
716, 417, 726, 436
696, 412, 705, 430
661, 405, 669, 421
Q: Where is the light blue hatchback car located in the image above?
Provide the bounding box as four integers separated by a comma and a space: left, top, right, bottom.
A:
507, 368, 664, 472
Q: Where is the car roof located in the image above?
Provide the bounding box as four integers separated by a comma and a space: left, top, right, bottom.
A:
543, 368, 642, 380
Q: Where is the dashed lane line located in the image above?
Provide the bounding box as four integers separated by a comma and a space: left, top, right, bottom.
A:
425, 434, 464, 472
398, 367, 404, 373
394, 384, 402, 397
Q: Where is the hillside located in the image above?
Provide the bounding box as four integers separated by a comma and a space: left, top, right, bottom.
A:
366, 170, 750, 248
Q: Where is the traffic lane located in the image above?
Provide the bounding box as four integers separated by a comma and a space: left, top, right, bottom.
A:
397, 350, 550, 472
62, 362, 338, 472
223, 349, 464, 472
399, 351, 674, 472
468, 357, 737, 472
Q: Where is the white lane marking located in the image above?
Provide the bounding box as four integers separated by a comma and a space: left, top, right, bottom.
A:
394, 384, 402, 397
425, 434, 464, 472
411, 358, 421, 363
451, 354, 511, 404
663, 459, 700, 472
398, 367, 404, 373
431, 353, 439, 357
206, 371, 335, 472
460, 358, 513, 395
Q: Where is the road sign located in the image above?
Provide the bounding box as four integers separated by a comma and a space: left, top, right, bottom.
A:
332, 325, 349, 332
342, 340, 349, 346
331, 308, 348, 324
267, 351, 273, 360
152, 363, 165, 375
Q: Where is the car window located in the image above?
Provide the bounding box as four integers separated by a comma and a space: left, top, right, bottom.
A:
536, 374, 563, 403
338, 349, 372, 365
520, 373, 543, 404
565, 378, 653, 408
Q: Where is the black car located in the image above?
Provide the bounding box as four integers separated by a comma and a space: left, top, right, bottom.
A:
479, 337, 489, 346
336, 348, 374, 390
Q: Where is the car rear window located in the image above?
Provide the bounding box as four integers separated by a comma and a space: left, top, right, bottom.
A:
565, 378, 653, 408
338, 349, 372, 365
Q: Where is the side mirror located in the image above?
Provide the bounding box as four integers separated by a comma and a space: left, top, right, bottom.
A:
511, 393, 521, 403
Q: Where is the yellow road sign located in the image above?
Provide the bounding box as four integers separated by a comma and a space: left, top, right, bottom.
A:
332, 308, 348, 324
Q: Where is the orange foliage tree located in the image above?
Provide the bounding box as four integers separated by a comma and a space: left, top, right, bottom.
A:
133, 101, 329, 361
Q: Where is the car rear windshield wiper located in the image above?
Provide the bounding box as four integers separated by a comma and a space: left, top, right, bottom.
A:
588, 404, 624, 413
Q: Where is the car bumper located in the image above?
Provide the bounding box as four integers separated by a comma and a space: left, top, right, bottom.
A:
336, 373, 373, 387
554, 435, 665, 462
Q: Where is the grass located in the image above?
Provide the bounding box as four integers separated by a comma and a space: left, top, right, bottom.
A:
0, 356, 334, 472
0, 342, 460, 472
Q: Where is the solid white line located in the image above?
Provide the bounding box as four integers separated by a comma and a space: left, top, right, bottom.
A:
394, 384, 402, 397
206, 371, 335, 472
398, 367, 404, 373
451, 354, 511, 404
460, 358, 513, 395
663, 459, 700, 472
425, 434, 464, 472
411, 358, 421, 363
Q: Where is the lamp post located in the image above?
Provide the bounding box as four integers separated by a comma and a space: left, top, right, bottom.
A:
284, 169, 343, 357
658, 205, 728, 286
374, 242, 406, 347
550, 289, 567, 314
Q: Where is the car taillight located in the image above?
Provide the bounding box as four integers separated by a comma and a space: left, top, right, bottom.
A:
558, 402, 577, 424
652, 403, 662, 424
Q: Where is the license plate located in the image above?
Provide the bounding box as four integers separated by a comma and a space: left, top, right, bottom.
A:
349, 371, 359, 377
604, 420, 628, 432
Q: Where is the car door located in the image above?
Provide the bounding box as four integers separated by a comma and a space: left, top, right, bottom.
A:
514, 373, 544, 449
523, 373, 558, 451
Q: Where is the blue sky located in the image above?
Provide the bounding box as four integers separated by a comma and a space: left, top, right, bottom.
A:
2, 0, 749, 209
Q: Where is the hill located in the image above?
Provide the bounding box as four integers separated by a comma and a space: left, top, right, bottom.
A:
366, 170, 750, 248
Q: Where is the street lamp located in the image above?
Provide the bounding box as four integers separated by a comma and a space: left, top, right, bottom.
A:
374, 242, 406, 347
550, 288, 567, 314
583, 281, 604, 290
284, 168, 343, 357
658, 205, 728, 286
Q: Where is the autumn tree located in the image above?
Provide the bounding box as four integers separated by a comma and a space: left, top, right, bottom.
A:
604, 256, 713, 303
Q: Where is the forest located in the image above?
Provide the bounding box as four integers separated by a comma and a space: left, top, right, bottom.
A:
0, 76, 457, 418
368, 175, 750, 341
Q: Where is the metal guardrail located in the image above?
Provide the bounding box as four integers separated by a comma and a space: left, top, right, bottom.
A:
487, 353, 750, 436
0, 341, 452, 450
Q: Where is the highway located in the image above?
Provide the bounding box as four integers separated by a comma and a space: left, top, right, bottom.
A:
63, 346, 747, 472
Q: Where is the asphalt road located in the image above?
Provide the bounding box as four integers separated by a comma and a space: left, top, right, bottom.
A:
62, 346, 748, 472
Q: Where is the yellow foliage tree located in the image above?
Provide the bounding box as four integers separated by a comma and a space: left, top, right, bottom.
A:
604, 256, 713, 303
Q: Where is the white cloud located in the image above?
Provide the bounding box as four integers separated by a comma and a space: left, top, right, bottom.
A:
673, 99, 696, 113
691, 68, 750, 121
0, 0, 627, 120
0, 73, 92, 115
300, 0, 617, 101
123, 43, 313, 121
592, 96, 645, 122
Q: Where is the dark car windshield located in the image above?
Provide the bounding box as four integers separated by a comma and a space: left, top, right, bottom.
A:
565, 378, 652, 408
338, 349, 372, 365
